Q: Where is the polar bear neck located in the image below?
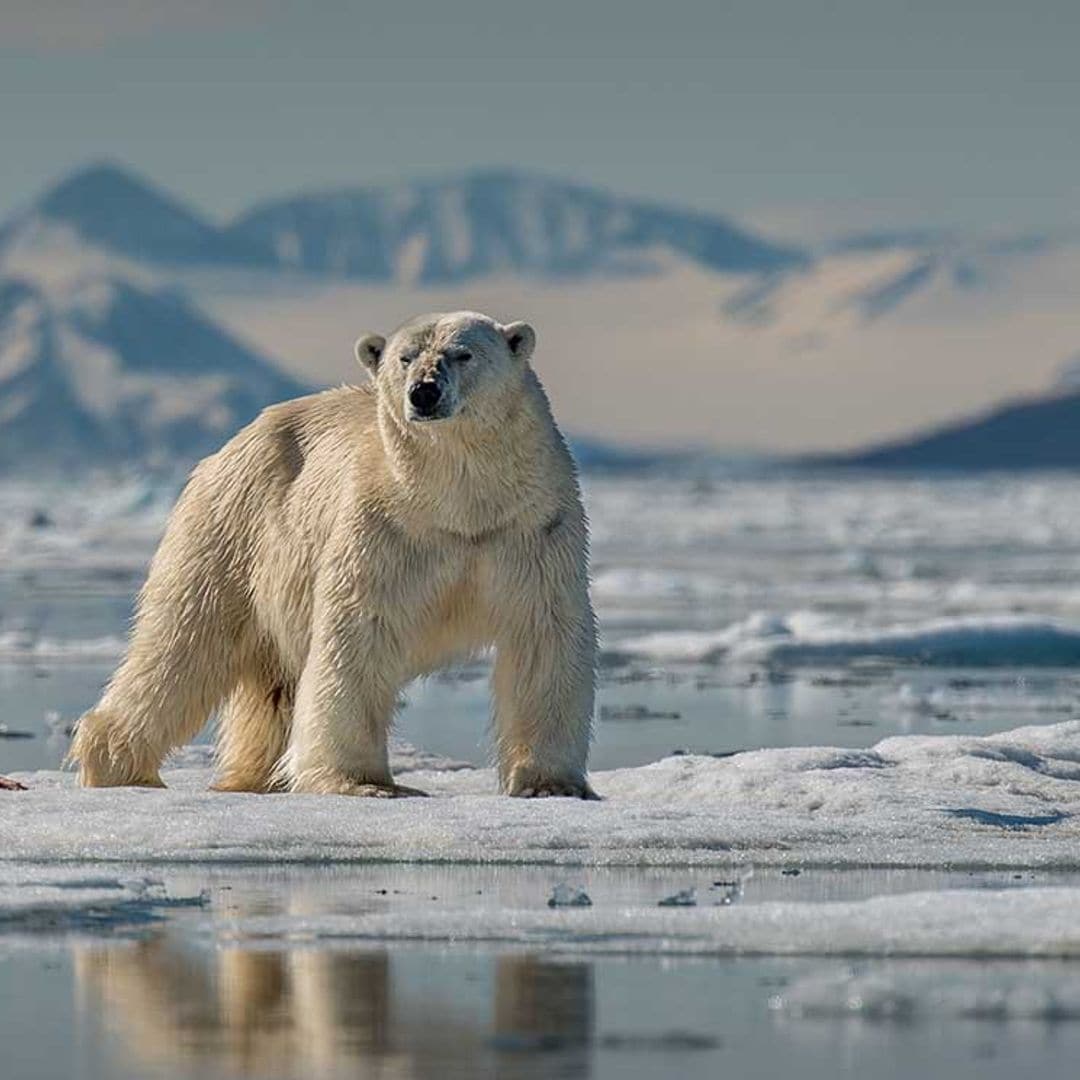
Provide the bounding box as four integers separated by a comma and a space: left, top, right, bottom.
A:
375, 370, 566, 538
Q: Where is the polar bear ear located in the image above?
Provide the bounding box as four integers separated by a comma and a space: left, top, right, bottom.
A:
501, 321, 536, 361
354, 333, 386, 373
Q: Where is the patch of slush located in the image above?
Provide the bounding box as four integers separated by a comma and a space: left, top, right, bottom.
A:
772, 965, 1080, 1021
5, 863, 1080, 958
4, 722, 1079, 871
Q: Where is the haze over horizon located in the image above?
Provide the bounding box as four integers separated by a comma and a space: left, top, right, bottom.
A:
2, 0, 1079, 236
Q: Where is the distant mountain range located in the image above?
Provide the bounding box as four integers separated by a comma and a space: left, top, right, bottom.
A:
0, 161, 809, 474
0, 162, 807, 283
0, 274, 306, 472
0, 160, 1078, 471
12, 163, 267, 267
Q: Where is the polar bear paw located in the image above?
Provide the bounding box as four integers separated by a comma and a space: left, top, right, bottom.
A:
347, 781, 429, 798
286, 764, 429, 797
290, 771, 429, 798
507, 773, 599, 800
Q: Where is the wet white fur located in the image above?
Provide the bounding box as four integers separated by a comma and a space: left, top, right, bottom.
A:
70, 311, 596, 797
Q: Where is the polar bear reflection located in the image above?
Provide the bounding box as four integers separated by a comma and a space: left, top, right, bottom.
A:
74, 940, 593, 1078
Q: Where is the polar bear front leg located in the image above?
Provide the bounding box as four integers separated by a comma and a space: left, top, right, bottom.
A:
490, 525, 598, 799
278, 598, 421, 798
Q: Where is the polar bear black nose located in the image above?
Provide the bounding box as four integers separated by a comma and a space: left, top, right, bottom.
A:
409, 381, 442, 415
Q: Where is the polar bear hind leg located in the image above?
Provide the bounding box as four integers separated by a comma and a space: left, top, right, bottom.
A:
213, 665, 293, 793
69, 542, 245, 788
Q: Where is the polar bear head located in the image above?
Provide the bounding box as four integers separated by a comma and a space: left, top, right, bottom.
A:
355, 311, 536, 426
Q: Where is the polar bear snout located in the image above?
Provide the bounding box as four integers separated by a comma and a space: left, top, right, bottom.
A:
408, 379, 444, 419
406, 368, 461, 422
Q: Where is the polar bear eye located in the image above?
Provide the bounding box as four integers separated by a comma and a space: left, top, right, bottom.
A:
399, 353, 415, 367
454, 351, 472, 363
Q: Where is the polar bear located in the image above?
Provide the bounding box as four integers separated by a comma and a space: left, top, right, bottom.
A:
70, 311, 597, 798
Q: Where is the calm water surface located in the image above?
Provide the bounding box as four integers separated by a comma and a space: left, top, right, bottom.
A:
4, 865, 1080, 1080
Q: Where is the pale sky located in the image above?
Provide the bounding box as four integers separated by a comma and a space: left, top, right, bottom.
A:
2, 0, 1079, 236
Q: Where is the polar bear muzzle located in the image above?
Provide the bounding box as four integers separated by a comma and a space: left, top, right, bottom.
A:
408, 379, 444, 420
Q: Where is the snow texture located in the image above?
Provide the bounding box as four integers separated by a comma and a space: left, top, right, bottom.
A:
3, 723, 1079, 871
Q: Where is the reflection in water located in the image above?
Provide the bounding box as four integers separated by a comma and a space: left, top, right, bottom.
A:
75, 936, 594, 1079
496, 956, 593, 1054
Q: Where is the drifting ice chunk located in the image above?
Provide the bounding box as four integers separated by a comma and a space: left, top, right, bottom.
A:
548, 883, 592, 908
658, 888, 697, 907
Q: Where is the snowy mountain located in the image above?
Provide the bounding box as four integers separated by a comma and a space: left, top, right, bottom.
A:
0, 163, 807, 284
724, 229, 1066, 324
225, 169, 809, 282
0, 274, 307, 473
0, 163, 267, 269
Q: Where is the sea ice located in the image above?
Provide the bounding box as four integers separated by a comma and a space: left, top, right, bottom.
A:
0, 871, 206, 933
616, 613, 1080, 668
3, 722, 1078, 871
2, 723, 1080, 957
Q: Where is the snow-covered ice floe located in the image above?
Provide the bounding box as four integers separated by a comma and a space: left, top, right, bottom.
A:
3, 723, 1080, 956
613, 612, 1080, 667
4, 722, 1079, 870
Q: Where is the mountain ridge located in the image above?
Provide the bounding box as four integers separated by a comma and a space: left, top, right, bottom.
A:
0, 272, 309, 473
0, 162, 809, 284
10, 161, 268, 268
2, 160, 1079, 465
